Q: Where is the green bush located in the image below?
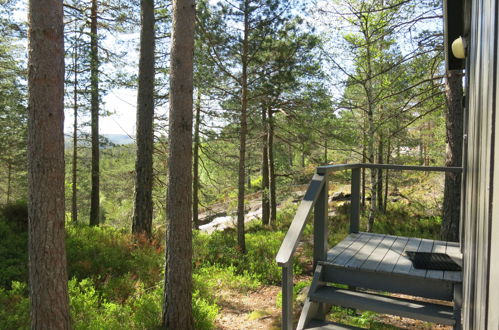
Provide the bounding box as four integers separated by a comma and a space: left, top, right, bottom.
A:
69, 278, 132, 330
194, 228, 291, 285
192, 290, 219, 330
66, 226, 164, 290
0, 281, 29, 329
0, 219, 28, 288
0, 200, 28, 232
193, 264, 260, 299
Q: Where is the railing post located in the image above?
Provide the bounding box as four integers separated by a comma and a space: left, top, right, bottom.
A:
314, 172, 328, 268
282, 265, 293, 330
350, 168, 360, 233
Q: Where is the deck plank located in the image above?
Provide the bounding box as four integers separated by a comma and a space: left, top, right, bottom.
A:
345, 234, 385, 269
362, 235, 397, 271
443, 242, 463, 282
327, 233, 361, 263
325, 233, 462, 285
426, 240, 446, 280
330, 233, 373, 266
377, 236, 409, 273
393, 237, 422, 275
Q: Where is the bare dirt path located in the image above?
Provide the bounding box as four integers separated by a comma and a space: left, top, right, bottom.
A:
214, 285, 281, 330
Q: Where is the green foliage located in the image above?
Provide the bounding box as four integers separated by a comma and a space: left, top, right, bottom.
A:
0, 223, 219, 330
194, 265, 260, 296
0, 281, 29, 329
328, 306, 401, 329
69, 278, 132, 330
0, 200, 28, 232
66, 225, 163, 289
0, 216, 27, 288
192, 290, 219, 330
372, 206, 442, 239
194, 227, 295, 285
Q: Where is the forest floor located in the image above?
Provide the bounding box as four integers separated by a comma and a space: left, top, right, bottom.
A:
214, 284, 281, 329
214, 282, 453, 330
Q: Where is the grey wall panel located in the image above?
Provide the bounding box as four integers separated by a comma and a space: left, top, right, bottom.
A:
463, 0, 498, 328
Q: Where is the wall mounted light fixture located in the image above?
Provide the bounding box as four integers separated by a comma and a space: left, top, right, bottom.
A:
452, 36, 466, 59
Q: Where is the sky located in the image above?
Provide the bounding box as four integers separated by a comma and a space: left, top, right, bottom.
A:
14, 3, 140, 136
64, 88, 139, 137
101, 90, 137, 136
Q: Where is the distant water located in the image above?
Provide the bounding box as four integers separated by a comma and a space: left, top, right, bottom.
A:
103, 134, 135, 145
64, 134, 135, 147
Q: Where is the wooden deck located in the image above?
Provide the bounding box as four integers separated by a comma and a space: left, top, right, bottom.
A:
276, 165, 464, 329
325, 232, 462, 283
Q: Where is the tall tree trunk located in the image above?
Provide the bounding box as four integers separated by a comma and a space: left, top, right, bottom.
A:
361, 147, 366, 210
27, 0, 70, 327
268, 107, 277, 224
377, 138, 383, 212
419, 127, 424, 165
6, 162, 11, 204
367, 112, 376, 232
132, 0, 156, 237
441, 70, 464, 242
163, 0, 195, 327
324, 139, 328, 164
301, 143, 305, 168
261, 106, 270, 226
383, 137, 391, 212
89, 0, 100, 226
72, 35, 78, 223
193, 90, 201, 229
247, 150, 251, 189
236, 0, 249, 252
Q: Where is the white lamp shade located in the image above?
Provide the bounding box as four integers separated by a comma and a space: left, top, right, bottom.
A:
452, 37, 466, 59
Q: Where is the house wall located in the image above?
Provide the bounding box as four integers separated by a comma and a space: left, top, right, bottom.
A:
462, 0, 498, 328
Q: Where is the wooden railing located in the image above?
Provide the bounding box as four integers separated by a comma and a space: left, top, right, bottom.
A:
275, 163, 462, 330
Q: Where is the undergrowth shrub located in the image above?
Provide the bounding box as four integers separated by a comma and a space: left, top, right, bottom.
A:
66, 226, 164, 290
193, 228, 297, 285
0, 200, 28, 232
193, 264, 260, 299
0, 218, 28, 287
0, 281, 29, 329
332, 201, 442, 240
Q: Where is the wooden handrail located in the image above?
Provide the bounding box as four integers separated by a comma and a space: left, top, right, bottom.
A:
276, 173, 326, 267
317, 163, 463, 174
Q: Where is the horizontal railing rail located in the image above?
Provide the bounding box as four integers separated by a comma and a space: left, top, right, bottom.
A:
317, 163, 463, 174
276, 163, 463, 330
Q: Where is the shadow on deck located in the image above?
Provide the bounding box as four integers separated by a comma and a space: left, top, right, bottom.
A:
276, 164, 463, 330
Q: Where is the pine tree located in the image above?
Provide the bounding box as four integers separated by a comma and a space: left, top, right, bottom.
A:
27, 0, 70, 327
163, 0, 195, 327
132, 0, 156, 237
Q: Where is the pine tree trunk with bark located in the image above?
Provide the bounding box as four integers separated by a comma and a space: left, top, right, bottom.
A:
193, 90, 202, 229
236, 0, 249, 252
133, 0, 155, 237
441, 70, 463, 242
89, 0, 100, 226
261, 106, 270, 225
27, 0, 70, 327
72, 37, 78, 223
377, 138, 383, 212
268, 107, 277, 224
162, 0, 195, 327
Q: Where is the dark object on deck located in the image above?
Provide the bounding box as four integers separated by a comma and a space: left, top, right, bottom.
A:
406, 251, 462, 271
